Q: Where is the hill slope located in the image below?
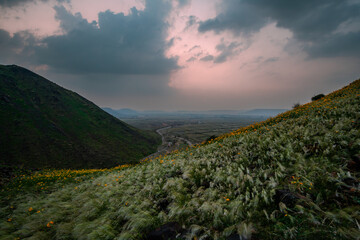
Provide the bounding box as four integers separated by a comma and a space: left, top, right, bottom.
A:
1, 79, 359, 239
0, 65, 160, 170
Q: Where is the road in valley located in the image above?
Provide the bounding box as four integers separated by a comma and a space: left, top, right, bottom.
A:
142, 126, 193, 160
156, 126, 172, 146
176, 136, 192, 146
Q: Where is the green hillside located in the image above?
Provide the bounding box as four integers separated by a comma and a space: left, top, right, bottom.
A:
1, 79, 359, 239
0, 65, 160, 172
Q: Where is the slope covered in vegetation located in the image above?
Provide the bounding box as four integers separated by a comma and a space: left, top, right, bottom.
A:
1, 79, 359, 239
0, 65, 160, 172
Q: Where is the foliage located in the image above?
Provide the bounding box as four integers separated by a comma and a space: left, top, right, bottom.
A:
0, 79, 360, 239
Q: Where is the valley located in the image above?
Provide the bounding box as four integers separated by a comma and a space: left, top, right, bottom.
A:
1, 79, 359, 239
1, 1, 358, 238
122, 115, 268, 155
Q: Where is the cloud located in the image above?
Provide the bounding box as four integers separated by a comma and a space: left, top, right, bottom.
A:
0, 29, 36, 64
264, 57, 279, 63
53, 5, 95, 33
0, 0, 183, 106
166, 36, 181, 50
31, 1, 179, 74
177, 0, 191, 8
198, 0, 360, 58
0, 0, 68, 8
214, 41, 241, 63
199, 55, 214, 62
185, 15, 198, 29
305, 31, 360, 58
0, 0, 179, 75
198, 1, 267, 35
188, 45, 200, 52
186, 56, 196, 62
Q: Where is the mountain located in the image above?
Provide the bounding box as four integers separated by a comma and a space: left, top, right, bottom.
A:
102, 108, 288, 119
102, 107, 139, 118
241, 108, 288, 117
1, 79, 359, 239
0, 65, 161, 170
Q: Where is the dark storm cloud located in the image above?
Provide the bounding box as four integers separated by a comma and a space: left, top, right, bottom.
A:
0, 0, 179, 75
0, 0, 181, 103
0, 29, 22, 50
0, 29, 36, 63
0, 0, 68, 8
33, 1, 179, 74
198, 0, 360, 58
304, 31, 360, 58
198, 1, 267, 35
53, 5, 95, 33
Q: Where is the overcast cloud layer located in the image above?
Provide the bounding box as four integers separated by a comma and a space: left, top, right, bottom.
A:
199, 0, 360, 58
1, 0, 179, 74
0, 0, 359, 110
0, 0, 66, 8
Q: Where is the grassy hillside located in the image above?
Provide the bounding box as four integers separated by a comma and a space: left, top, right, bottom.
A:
0, 65, 161, 173
1, 79, 359, 239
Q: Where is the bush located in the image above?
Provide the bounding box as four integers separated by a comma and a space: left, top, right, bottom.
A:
311, 93, 325, 101
205, 135, 217, 142
292, 103, 300, 109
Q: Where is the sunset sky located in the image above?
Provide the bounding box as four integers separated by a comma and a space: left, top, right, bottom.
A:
0, 0, 359, 110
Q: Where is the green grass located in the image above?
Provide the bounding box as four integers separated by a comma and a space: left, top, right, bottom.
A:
0, 65, 161, 173
1, 79, 360, 239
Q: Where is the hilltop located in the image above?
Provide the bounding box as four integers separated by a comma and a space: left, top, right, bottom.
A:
0, 79, 359, 239
0, 65, 160, 172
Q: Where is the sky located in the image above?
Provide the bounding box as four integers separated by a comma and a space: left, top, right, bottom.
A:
0, 0, 359, 111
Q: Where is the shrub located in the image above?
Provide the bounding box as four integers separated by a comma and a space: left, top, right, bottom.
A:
292, 103, 300, 109
311, 93, 325, 101
205, 135, 217, 142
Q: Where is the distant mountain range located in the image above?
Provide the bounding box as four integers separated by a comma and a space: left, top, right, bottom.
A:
102, 108, 288, 119
102, 107, 139, 118
241, 109, 289, 116
0, 65, 160, 170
